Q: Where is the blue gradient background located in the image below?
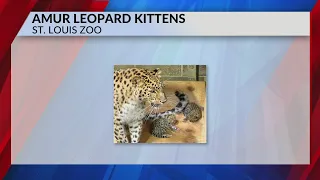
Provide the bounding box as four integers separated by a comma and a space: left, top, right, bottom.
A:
6, 0, 316, 179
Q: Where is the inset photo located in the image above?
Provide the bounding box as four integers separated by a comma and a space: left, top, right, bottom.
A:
113, 65, 207, 144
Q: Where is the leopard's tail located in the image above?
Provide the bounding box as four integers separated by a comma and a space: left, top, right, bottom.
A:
146, 91, 189, 120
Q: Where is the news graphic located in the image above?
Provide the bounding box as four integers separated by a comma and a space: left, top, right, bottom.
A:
11, 34, 309, 164
30, 13, 186, 35
113, 65, 207, 144
19, 12, 309, 36
1, 0, 319, 178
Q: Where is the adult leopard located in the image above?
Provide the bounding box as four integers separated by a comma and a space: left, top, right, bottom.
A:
113, 67, 188, 143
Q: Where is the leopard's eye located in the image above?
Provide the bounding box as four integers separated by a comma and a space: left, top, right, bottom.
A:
151, 90, 156, 93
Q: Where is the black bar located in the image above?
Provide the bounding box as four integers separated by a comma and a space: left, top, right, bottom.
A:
196, 65, 199, 81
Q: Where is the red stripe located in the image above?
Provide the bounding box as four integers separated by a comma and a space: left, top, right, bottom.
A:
301, 1, 320, 179
0, 1, 32, 178
0, 55, 11, 180
0, 0, 109, 178
0, 0, 9, 14
287, 1, 320, 180
0, 0, 34, 62
90, 1, 109, 11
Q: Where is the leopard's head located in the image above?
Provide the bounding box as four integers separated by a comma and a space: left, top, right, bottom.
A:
132, 68, 167, 107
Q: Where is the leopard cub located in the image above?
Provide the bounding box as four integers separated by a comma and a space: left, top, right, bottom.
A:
183, 102, 204, 122
150, 114, 178, 138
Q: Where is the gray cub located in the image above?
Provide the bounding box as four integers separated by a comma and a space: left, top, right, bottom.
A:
151, 114, 178, 138
183, 102, 204, 122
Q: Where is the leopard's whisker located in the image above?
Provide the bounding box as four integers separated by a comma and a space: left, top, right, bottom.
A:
145, 105, 156, 120
164, 100, 177, 104
147, 109, 156, 121
164, 95, 177, 98
143, 108, 152, 123
155, 106, 160, 113
143, 104, 152, 111
142, 105, 154, 123
164, 98, 177, 103
163, 101, 178, 107
140, 105, 151, 116
164, 97, 178, 103
143, 105, 153, 119
146, 108, 153, 119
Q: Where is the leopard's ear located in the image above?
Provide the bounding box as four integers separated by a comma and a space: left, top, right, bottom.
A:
153, 68, 162, 74
132, 76, 144, 87
153, 68, 162, 77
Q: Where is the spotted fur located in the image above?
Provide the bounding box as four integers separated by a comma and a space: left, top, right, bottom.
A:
183, 102, 204, 122
113, 67, 188, 143
150, 114, 178, 138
